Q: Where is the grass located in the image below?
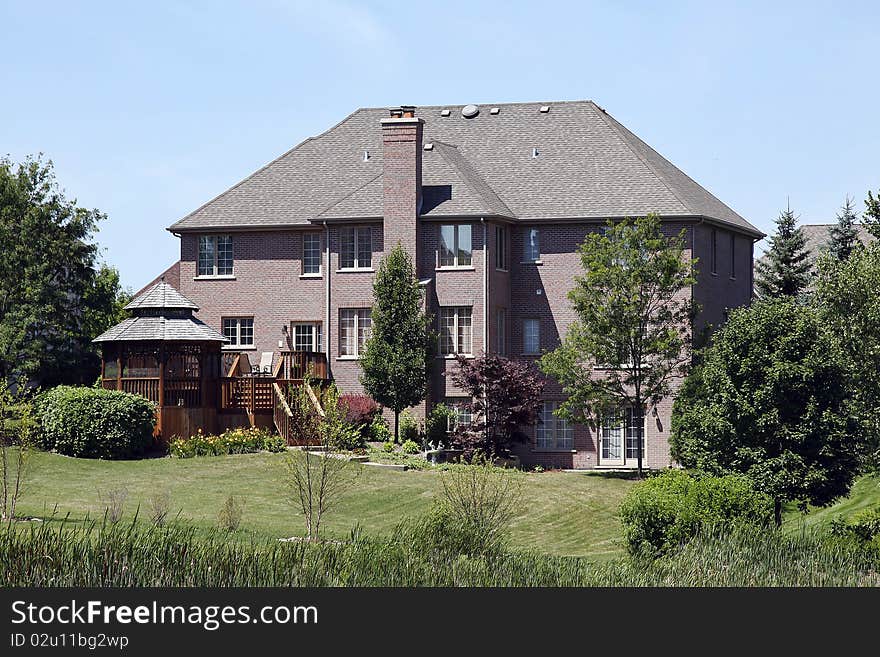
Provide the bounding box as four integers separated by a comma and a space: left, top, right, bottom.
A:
16, 450, 635, 558
784, 474, 880, 531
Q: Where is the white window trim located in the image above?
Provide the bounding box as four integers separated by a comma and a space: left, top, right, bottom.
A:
438, 224, 473, 269
292, 322, 323, 353
221, 316, 254, 350
338, 308, 370, 359
302, 233, 322, 276
439, 306, 474, 357
522, 318, 541, 355
339, 227, 372, 271
198, 235, 234, 278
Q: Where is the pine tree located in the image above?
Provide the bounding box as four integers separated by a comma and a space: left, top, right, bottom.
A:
828, 197, 859, 261
864, 189, 880, 240
359, 244, 434, 440
755, 207, 811, 298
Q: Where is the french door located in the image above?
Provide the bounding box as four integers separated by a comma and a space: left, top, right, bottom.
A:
599, 407, 645, 467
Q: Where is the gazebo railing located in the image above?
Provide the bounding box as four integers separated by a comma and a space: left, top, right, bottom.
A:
102, 377, 160, 404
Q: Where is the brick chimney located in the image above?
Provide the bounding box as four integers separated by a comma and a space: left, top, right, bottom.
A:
381, 105, 424, 266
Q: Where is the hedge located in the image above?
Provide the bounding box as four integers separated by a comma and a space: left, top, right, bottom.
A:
37, 386, 155, 459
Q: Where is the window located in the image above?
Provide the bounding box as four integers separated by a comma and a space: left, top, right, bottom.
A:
495, 309, 506, 355
439, 224, 472, 267
292, 323, 322, 352
710, 229, 717, 275
198, 235, 233, 277
524, 227, 540, 262
439, 307, 473, 356
600, 407, 645, 461
730, 233, 736, 279
495, 225, 508, 270
339, 309, 371, 357
445, 397, 472, 431
222, 317, 254, 348
523, 318, 540, 354
340, 227, 372, 270
303, 233, 321, 275
536, 401, 573, 450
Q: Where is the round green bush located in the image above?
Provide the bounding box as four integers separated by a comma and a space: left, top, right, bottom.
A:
401, 439, 420, 455
619, 469, 772, 557
38, 386, 155, 459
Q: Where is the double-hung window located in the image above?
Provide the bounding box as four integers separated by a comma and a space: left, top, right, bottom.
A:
444, 397, 473, 432
495, 309, 507, 355
523, 318, 541, 354
535, 401, 573, 450
292, 323, 322, 352
711, 229, 718, 275
439, 224, 472, 267
222, 317, 254, 348
303, 233, 322, 275
524, 227, 540, 262
339, 309, 371, 357
495, 225, 508, 270
198, 235, 233, 276
340, 227, 372, 270
730, 234, 736, 279
439, 307, 473, 356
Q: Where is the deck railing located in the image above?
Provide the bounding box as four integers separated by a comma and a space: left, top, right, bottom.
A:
277, 351, 328, 381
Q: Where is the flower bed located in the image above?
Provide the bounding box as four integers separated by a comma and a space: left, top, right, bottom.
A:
170, 427, 286, 458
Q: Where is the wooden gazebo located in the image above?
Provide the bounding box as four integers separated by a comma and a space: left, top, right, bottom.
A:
93, 280, 227, 439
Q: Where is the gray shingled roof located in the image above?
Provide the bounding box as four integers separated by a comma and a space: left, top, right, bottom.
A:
93, 316, 227, 343
168, 100, 761, 236
125, 281, 199, 311
800, 224, 874, 263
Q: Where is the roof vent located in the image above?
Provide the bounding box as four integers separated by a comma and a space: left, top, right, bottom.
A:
490, 107, 500, 115
440, 109, 451, 117
461, 104, 479, 119
532, 147, 539, 158
539, 105, 550, 113
423, 143, 434, 151
363, 150, 370, 162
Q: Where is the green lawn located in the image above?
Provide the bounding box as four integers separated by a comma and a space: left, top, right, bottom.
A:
16, 451, 880, 559
16, 451, 636, 558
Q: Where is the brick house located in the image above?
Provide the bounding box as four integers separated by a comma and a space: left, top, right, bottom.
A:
163, 101, 763, 469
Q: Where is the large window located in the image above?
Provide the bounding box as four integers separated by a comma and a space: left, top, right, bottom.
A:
523, 318, 540, 354
495, 225, 508, 270
292, 323, 322, 352
340, 227, 372, 270
600, 407, 645, 462
303, 233, 321, 275
495, 309, 506, 355
339, 309, 371, 357
439, 224, 472, 267
439, 307, 473, 356
198, 235, 233, 277
222, 317, 254, 348
536, 401, 573, 450
444, 397, 472, 432
524, 227, 540, 262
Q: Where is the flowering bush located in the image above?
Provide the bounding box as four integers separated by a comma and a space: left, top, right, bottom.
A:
339, 394, 379, 438
170, 427, 285, 458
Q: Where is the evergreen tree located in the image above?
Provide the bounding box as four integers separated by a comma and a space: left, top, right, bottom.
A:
864, 189, 880, 240
828, 197, 859, 261
359, 244, 434, 440
755, 206, 811, 297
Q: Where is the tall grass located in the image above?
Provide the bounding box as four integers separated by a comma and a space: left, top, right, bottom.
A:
1, 519, 876, 587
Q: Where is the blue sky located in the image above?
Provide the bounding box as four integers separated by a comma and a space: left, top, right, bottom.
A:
2, 1, 878, 291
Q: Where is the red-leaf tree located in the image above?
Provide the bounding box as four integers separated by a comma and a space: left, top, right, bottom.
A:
451, 354, 544, 459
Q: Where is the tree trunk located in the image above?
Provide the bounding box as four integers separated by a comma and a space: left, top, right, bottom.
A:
394, 410, 400, 443
635, 393, 644, 478
774, 498, 782, 528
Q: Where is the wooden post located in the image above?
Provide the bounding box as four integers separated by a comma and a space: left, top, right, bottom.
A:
116, 347, 123, 391
157, 344, 165, 436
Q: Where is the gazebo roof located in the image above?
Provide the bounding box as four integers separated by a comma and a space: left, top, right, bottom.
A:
124, 281, 200, 311
93, 316, 227, 343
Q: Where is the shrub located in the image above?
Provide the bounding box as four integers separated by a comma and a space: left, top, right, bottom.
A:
399, 411, 421, 444
169, 427, 283, 458
830, 507, 880, 549
339, 394, 379, 438
99, 487, 128, 524
382, 440, 395, 453
218, 495, 244, 531
147, 490, 171, 527
619, 469, 773, 557
401, 439, 420, 455
38, 386, 155, 459
368, 414, 393, 443
321, 385, 365, 451
425, 403, 455, 447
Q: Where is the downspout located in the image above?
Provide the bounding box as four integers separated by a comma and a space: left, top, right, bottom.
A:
324, 221, 331, 371
482, 218, 488, 353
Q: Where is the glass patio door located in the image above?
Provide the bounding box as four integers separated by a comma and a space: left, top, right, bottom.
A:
600, 411, 625, 466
